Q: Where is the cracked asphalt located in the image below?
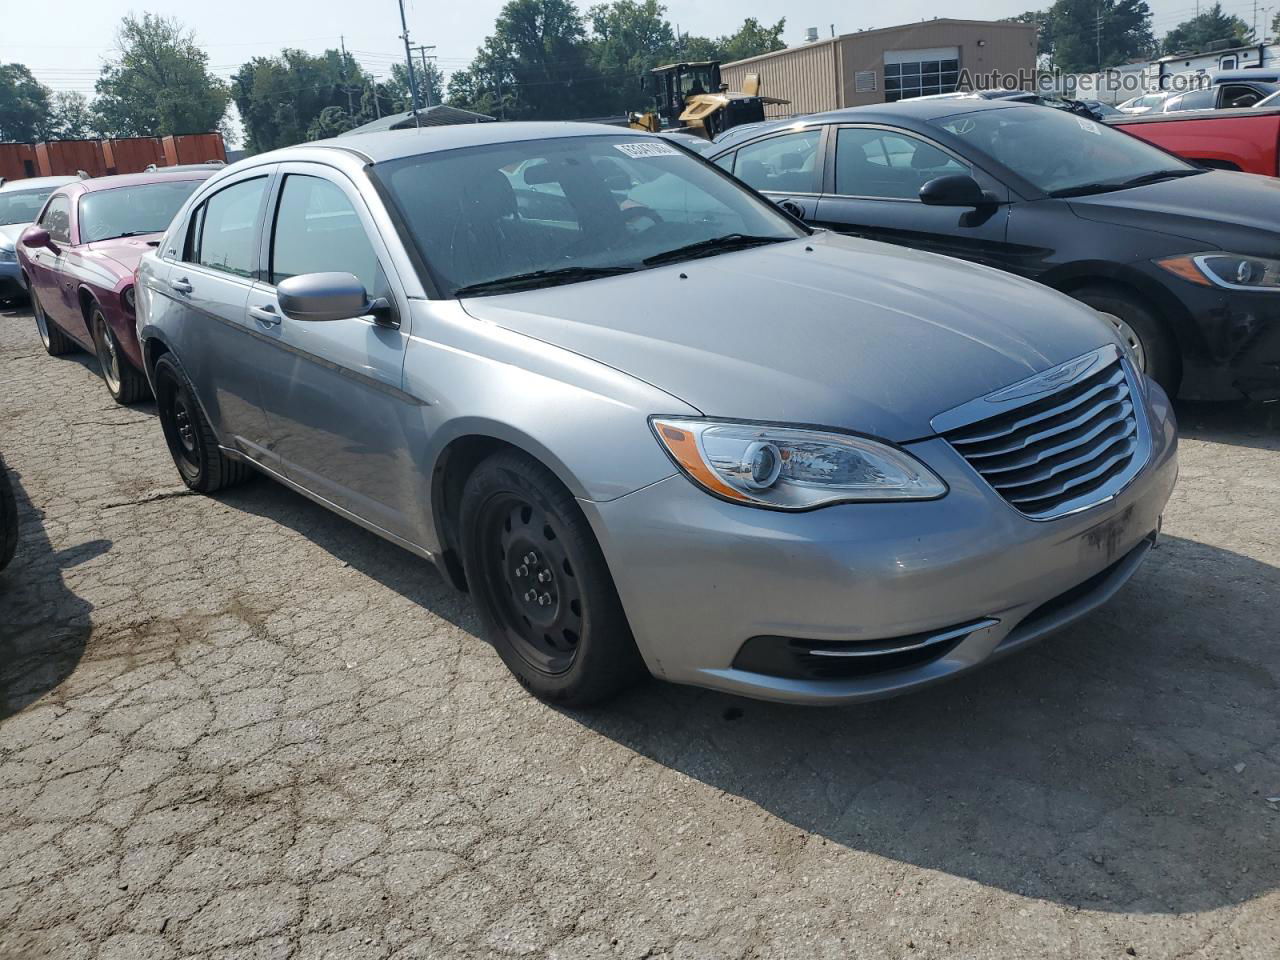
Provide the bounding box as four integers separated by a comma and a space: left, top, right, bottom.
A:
1, 302, 1277, 960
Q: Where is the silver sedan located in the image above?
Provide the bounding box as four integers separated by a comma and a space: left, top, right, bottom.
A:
135, 123, 1178, 705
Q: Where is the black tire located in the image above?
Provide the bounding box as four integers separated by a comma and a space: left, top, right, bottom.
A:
90, 305, 150, 405
1073, 286, 1182, 397
0, 457, 17, 573
459, 450, 646, 706
32, 288, 76, 357
153, 354, 250, 493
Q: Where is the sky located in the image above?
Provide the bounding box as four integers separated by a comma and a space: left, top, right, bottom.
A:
3, 0, 1276, 143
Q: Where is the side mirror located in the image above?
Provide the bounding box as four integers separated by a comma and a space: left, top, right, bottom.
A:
277, 272, 391, 325
21, 226, 56, 252
919, 174, 996, 208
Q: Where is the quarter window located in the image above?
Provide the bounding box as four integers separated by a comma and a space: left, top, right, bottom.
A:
835, 128, 968, 199
191, 177, 268, 278
39, 194, 72, 244
733, 130, 823, 194
270, 175, 381, 293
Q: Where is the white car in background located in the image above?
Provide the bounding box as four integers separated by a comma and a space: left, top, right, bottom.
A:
0, 175, 78, 303
1117, 92, 1172, 114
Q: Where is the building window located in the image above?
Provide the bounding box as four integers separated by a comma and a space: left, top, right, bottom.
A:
884, 53, 960, 102
1220, 55, 1238, 70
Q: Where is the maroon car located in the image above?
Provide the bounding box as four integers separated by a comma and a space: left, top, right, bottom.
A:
18, 171, 214, 403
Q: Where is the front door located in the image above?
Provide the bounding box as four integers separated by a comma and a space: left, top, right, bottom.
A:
723, 127, 825, 221
245, 166, 419, 543
27, 193, 75, 329
813, 125, 1013, 269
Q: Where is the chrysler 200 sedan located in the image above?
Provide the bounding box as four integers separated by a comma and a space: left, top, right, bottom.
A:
135, 124, 1178, 706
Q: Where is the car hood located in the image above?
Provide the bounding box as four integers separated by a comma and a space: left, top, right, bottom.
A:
460, 231, 1117, 442
0, 223, 28, 248
84, 236, 159, 277
1067, 170, 1280, 252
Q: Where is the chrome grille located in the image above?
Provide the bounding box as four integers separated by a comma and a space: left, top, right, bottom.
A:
940, 348, 1148, 520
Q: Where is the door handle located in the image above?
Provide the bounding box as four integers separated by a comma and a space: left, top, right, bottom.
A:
170, 277, 193, 294
249, 304, 280, 326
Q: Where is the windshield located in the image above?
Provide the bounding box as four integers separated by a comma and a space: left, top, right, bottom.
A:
373, 135, 804, 297
0, 187, 58, 227
678, 66, 718, 97
78, 180, 205, 243
929, 105, 1195, 195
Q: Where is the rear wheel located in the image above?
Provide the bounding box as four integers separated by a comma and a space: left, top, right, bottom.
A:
91, 306, 149, 405
154, 354, 250, 493
459, 450, 646, 705
32, 289, 75, 356
1073, 286, 1181, 396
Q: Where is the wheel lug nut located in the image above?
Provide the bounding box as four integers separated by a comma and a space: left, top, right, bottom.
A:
515, 564, 529, 577
538, 593, 551, 606
524, 552, 536, 565
524, 590, 537, 602
537, 570, 551, 583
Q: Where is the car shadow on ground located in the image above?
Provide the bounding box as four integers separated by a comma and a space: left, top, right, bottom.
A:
569, 534, 1280, 916
1176, 399, 1279, 450
0, 467, 109, 720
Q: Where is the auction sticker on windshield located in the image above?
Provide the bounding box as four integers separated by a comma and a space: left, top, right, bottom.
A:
1076, 117, 1101, 136
614, 142, 682, 158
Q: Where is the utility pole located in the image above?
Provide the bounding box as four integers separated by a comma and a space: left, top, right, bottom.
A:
412, 44, 436, 107
397, 0, 422, 125
340, 36, 355, 115
1096, 6, 1104, 73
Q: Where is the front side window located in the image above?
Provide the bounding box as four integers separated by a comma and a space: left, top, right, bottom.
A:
835, 127, 968, 199
0, 187, 57, 227
732, 130, 822, 194
374, 135, 803, 298
39, 194, 72, 244
192, 177, 268, 278
270, 175, 381, 293
1220, 84, 1265, 108
932, 105, 1197, 196
78, 180, 205, 244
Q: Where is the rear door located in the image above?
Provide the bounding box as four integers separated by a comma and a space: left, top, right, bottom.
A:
720, 127, 826, 220
813, 124, 1013, 268
164, 169, 278, 462
244, 164, 419, 542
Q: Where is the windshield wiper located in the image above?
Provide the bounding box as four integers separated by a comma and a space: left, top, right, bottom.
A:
453, 265, 636, 297
642, 233, 789, 267
1050, 168, 1205, 198
1120, 169, 1205, 187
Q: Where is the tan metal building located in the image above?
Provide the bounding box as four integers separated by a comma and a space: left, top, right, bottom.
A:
721, 19, 1038, 119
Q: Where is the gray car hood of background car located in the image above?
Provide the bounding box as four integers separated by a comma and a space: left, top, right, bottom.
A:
461, 231, 1117, 442
0, 224, 27, 248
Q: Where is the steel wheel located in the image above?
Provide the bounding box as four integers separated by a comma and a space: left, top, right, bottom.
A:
477, 492, 584, 676
92, 312, 122, 395
158, 367, 204, 481
1099, 310, 1148, 373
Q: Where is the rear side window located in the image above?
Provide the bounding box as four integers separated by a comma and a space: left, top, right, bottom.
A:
269, 175, 381, 292
39, 194, 72, 244
189, 177, 268, 278
733, 130, 823, 194
1165, 89, 1214, 112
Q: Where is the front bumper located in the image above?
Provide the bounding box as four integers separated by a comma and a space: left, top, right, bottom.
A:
582, 382, 1178, 705
1171, 280, 1280, 402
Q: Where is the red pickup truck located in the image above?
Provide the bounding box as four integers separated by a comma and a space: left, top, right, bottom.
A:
1108, 105, 1280, 177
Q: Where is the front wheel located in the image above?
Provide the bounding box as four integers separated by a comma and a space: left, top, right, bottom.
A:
459, 450, 646, 706
32, 289, 76, 357
91, 306, 149, 405
1073, 286, 1181, 396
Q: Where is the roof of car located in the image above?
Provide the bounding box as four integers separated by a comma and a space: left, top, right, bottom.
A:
708, 98, 1030, 152
74, 169, 219, 193
0, 175, 78, 192
275, 122, 679, 165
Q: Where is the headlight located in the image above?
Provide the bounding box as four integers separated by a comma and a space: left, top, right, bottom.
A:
0, 245, 16, 263
1156, 253, 1280, 292
651, 418, 947, 510
122, 285, 136, 313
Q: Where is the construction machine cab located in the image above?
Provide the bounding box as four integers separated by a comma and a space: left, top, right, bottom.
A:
632, 61, 785, 139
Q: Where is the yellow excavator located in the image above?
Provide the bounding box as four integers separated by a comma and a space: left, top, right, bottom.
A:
629, 61, 788, 140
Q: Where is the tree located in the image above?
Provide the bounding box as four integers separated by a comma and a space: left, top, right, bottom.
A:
380, 61, 445, 112
232, 47, 370, 152
1011, 0, 1155, 72
0, 63, 53, 142
586, 0, 676, 113
715, 17, 787, 63
49, 92, 97, 139
1162, 3, 1253, 53
94, 14, 228, 137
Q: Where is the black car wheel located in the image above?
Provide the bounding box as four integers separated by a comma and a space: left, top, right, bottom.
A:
154, 354, 250, 493
459, 450, 646, 705
32, 289, 76, 357
1074, 286, 1182, 396
91, 306, 149, 405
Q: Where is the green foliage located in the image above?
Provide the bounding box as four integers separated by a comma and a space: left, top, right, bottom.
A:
713, 17, 787, 63
49, 92, 97, 140
0, 63, 52, 141
1162, 3, 1253, 53
93, 13, 229, 137
1009, 0, 1155, 72
232, 47, 373, 153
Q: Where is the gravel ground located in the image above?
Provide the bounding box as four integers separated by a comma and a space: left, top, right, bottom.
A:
0, 303, 1277, 960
